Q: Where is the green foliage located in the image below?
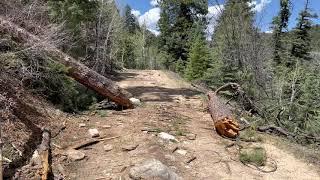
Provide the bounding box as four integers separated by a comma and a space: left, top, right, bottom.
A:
291, 3, 317, 60
271, 0, 292, 65
240, 147, 267, 166
158, 0, 208, 65
185, 31, 210, 81
31, 61, 99, 112
310, 25, 320, 51
175, 58, 185, 75
48, 0, 97, 33
124, 5, 139, 34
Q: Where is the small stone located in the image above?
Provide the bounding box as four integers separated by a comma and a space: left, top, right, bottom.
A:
59, 155, 67, 162
158, 132, 176, 141
81, 117, 90, 121
79, 123, 86, 128
176, 149, 187, 156
66, 150, 85, 161
186, 133, 196, 140
102, 125, 112, 129
88, 128, 100, 138
122, 144, 139, 151
104, 144, 113, 152
130, 98, 141, 107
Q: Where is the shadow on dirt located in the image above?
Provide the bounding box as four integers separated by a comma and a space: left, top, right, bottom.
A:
126, 86, 201, 103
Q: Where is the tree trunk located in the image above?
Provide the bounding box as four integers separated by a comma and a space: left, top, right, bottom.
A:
0, 133, 3, 180
207, 92, 240, 138
0, 16, 133, 108
38, 130, 51, 180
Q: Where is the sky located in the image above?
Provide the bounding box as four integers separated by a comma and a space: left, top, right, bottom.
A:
116, 0, 320, 36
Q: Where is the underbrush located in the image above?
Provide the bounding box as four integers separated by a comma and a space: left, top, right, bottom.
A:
0, 45, 102, 112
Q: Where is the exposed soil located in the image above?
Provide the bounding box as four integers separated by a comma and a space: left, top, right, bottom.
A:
51, 70, 320, 180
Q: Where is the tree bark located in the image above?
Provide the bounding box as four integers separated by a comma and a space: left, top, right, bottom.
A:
0, 16, 133, 108
38, 129, 51, 180
207, 91, 240, 138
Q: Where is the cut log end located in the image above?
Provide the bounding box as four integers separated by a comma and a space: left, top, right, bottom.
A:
207, 92, 240, 138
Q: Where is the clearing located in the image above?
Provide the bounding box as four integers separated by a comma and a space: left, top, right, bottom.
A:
51, 70, 320, 180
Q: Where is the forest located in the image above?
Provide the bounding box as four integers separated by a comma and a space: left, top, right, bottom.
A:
0, 0, 320, 179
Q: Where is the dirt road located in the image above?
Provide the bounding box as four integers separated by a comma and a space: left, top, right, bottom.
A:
53, 70, 320, 180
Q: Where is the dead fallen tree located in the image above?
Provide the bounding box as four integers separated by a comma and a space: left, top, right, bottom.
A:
37, 129, 51, 180
207, 91, 240, 138
0, 16, 133, 108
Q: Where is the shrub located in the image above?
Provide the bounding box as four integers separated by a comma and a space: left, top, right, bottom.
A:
240, 147, 267, 166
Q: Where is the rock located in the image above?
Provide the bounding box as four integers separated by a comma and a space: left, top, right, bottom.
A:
102, 125, 112, 129
130, 98, 141, 107
129, 159, 182, 180
79, 123, 86, 128
186, 133, 196, 140
176, 149, 187, 156
104, 144, 113, 152
122, 144, 139, 151
88, 128, 100, 138
81, 117, 90, 121
158, 132, 176, 142
66, 150, 85, 161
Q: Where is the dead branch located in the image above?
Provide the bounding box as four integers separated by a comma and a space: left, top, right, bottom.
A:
257, 125, 295, 137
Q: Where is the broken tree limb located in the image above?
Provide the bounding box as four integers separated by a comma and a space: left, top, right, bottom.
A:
37, 129, 51, 180
207, 91, 240, 138
70, 136, 120, 150
0, 16, 133, 108
257, 125, 295, 137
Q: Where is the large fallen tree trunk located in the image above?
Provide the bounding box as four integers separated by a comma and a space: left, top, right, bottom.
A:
0, 16, 133, 108
207, 91, 240, 138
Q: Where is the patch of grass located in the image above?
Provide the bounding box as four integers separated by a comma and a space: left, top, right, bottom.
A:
97, 110, 108, 117
240, 128, 264, 142
240, 147, 267, 166
171, 117, 190, 136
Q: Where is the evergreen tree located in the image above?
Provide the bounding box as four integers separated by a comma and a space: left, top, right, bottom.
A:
209, 0, 255, 83
185, 25, 210, 81
271, 0, 291, 65
158, 0, 208, 68
124, 5, 139, 34
291, 0, 317, 60
48, 0, 98, 34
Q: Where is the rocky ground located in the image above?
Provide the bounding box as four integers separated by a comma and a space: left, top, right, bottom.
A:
47, 70, 320, 180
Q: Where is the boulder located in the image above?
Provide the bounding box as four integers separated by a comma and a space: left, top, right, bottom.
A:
66, 150, 85, 161
129, 159, 182, 180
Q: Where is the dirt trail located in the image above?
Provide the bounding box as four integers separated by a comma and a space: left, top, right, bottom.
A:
53, 70, 320, 180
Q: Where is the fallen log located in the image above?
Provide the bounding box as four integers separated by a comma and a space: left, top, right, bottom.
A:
207, 91, 240, 138
37, 129, 51, 180
0, 16, 133, 108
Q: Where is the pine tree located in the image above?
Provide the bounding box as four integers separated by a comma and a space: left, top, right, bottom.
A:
124, 5, 139, 34
209, 0, 255, 83
158, 0, 208, 68
291, 0, 317, 61
185, 24, 210, 81
271, 0, 291, 65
